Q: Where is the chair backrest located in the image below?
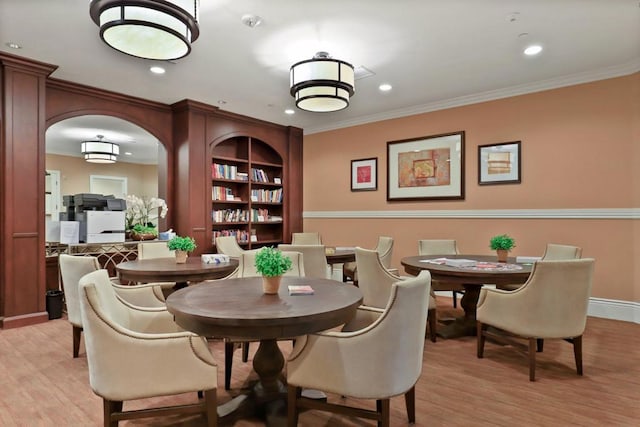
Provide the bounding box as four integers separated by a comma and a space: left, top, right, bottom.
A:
355, 247, 400, 307
59, 254, 101, 327
374, 236, 394, 269
215, 236, 245, 258
237, 250, 305, 278
278, 244, 329, 278
418, 239, 459, 256
79, 269, 132, 330
510, 259, 595, 337
365, 270, 432, 396
542, 243, 582, 260
291, 232, 322, 245
137, 241, 174, 259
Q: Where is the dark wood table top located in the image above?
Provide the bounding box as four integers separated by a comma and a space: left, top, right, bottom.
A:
401, 254, 533, 286
166, 276, 363, 339
325, 248, 355, 265
116, 257, 238, 283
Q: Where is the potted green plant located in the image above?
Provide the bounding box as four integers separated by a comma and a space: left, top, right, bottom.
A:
489, 234, 516, 263
168, 235, 197, 263
254, 247, 292, 294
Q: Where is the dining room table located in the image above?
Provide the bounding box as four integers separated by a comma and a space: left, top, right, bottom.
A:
116, 256, 239, 289
166, 276, 363, 425
401, 254, 533, 338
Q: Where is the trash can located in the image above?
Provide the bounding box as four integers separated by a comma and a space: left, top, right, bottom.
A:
46, 290, 64, 320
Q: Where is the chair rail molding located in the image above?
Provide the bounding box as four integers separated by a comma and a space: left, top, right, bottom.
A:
303, 208, 640, 220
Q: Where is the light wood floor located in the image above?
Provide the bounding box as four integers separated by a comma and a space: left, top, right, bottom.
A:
1, 300, 638, 426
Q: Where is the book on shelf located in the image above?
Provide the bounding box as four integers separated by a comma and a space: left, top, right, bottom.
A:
288, 285, 314, 295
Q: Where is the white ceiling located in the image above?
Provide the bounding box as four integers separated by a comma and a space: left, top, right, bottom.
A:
2, 0, 639, 162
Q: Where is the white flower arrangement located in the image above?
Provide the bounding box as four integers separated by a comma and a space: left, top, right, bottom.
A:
125, 195, 168, 232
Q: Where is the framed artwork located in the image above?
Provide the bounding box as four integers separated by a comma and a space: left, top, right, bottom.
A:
478, 141, 521, 185
387, 131, 465, 201
351, 157, 378, 191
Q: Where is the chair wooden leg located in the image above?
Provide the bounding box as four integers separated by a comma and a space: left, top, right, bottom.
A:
224, 341, 234, 390
452, 290, 458, 308
573, 335, 583, 376
536, 338, 544, 352
477, 321, 486, 358
103, 399, 122, 427
204, 389, 217, 427
426, 308, 437, 343
72, 325, 82, 358
377, 399, 390, 427
528, 338, 537, 381
404, 386, 415, 423
287, 385, 301, 427
242, 342, 250, 362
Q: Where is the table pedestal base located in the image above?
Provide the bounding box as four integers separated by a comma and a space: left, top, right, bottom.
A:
436, 283, 481, 339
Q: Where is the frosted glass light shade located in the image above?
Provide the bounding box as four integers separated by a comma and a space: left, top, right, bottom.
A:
81, 140, 120, 164
90, 0, 200, 61
290, 53, 355, 112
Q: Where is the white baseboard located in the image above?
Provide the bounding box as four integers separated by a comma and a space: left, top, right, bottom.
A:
436, 291, 640, 324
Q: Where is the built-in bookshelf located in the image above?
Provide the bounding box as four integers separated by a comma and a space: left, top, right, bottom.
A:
211, 137, 284, 249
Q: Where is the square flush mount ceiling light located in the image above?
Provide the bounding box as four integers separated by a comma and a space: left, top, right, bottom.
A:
89, 0, 200, 61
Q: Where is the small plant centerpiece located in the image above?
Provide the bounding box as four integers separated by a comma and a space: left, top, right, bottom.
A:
125, 195, 168, 240
490, 234, 516, 263
167, 235, 197, 264
254, 247, 292, 294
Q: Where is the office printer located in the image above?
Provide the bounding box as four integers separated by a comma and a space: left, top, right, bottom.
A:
77, 211, 126, 243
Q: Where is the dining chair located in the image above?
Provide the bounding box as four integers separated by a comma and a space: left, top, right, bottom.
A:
497, 243, 583, 291
137, 241, 174, 259
78, 269, 218, 426
477, 259, 595, 381
278, 244, 330, 278
343, 236, 394, 286
287, 271, 432, 426
355, 246, 437, 342
215, 235, 245, 258
224, 249, 305, 390
291, 232, 322, 245
418, 239, 465, 308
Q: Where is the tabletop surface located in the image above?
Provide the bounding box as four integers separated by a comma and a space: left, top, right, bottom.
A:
166, 276, 363, 339
401, 254, 533, 285
116, 257, 239, 281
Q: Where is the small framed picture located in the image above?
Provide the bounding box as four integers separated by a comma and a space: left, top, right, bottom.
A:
274, 177, 281, 184
478, 141, 521, 185
351, 157, 377, 191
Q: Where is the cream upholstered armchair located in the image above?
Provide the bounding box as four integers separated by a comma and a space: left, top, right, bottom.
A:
278, 244, 330, 278
418, 239, 465, 308
287, 271, 432, 426
497, 243, 583, 291
343, 236, 394, 286
477, 259, 595, 381
355, 247, 437, 342
215, 235, 245, 258
224, 249, 305, 390
291, 232, 322, 245
78, 269, 218, 426
137, 240, 174, 259
59, 254, 166, 358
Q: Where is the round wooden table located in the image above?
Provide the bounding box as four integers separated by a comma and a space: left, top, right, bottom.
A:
402, 254, 533, 338
166, 276, 362, 423
116, 257, 238, 285
325, 249, 355, 266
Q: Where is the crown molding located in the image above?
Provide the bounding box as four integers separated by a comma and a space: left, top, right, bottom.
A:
304, 59, 640, 135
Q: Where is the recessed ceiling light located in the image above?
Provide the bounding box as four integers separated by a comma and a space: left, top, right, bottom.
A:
284, 109, 295, 115
217, 100, 227, 105
5, 42, 21, 49
379, 83, 392, 92
124, 152, 132, 156
241, 14, 263, 28
524, 45, 543, 56
150, 66, 165, 74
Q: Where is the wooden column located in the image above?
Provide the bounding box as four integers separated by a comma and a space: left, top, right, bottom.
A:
0, 53, 57, 328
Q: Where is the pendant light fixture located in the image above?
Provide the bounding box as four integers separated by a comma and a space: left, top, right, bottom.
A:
89, 0, 200, 61
81, 135, 120, 164
290, 51, 355, 112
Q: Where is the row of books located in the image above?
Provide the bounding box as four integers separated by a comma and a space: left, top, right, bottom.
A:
251, 168, 270, 183
211, 163, 249, 181
250, 188, 283, 203
213, 229, 249, 243
212, 186, 239, 201
212, 208, 248, 223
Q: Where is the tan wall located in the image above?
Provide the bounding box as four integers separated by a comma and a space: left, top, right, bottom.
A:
303, 73, 639, 302
45, 154, 158, 197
